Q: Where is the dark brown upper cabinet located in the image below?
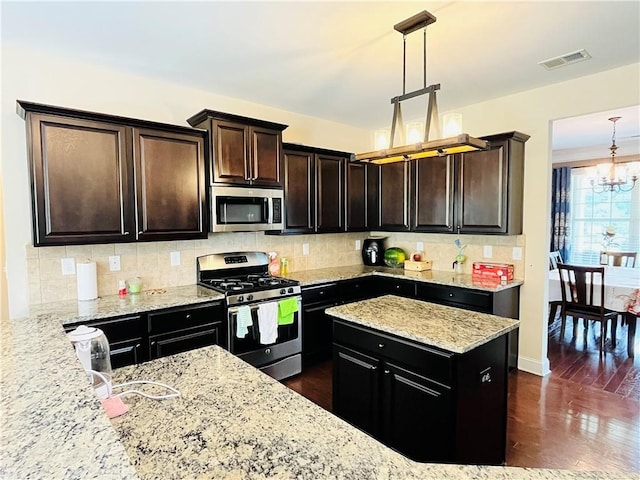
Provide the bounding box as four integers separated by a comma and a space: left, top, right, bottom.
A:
18, 101, 207, 246
346, 162, 367, 231
133, 128, 206, 241
279, 143, 348, 234
186, 110, 287, 188
378, 162, 411, 231
412, 131, 529, 235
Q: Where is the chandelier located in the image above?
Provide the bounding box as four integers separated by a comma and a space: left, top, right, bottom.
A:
590, 116, 639, 193
352, 11, 488, 164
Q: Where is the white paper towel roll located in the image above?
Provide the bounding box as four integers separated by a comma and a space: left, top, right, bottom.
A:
77, 261, 98, 301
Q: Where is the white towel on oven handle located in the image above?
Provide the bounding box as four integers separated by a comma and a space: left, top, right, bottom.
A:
257, 301, 279, 345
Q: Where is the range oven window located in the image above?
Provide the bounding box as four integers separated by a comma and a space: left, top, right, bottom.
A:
229, 301, 300, 355
216, 196, 268, 224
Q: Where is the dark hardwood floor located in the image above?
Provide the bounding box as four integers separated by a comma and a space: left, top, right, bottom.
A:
282, 321, 640, 473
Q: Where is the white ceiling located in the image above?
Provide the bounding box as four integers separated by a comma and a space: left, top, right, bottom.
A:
2, 1, 640, 153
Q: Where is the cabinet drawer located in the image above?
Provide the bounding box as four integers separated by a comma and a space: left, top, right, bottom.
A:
149, 324, 220, 360
376, 277, 417, 298
333, 320, 453, 386
148, 302, 224, 335
416, 283, 492, 312
65, 315, 144, 344
302, 283, 339, 306
340, 277, 377, 303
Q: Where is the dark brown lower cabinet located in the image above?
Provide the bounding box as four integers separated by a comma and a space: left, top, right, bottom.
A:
332, 319, 508, 465
64, 315, 146, 369
148, 302, 226, 360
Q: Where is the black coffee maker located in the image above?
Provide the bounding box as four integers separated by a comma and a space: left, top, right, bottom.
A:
362, 237, 387, 266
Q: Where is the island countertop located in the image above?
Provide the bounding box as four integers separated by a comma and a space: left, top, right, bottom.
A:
110, 345, 634, 480
326, 294, 519, 353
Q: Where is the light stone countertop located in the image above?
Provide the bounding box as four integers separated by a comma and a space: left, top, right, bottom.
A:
27, 284, 225, 327
286, 264, 523, 291
2, 281, 637, 479
326, 294, 519, 353
110, 345, 637, 480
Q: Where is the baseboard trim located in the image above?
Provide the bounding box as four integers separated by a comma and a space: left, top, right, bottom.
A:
517, 355, 551, 376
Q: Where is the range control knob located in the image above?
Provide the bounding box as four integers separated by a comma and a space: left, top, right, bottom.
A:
287, 287, 294, 293
247, 294, 254, 301
280, 288, 286, 295
237, 296, 244, 303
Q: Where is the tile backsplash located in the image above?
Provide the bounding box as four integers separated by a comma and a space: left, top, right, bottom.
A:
26, 232, 525, 305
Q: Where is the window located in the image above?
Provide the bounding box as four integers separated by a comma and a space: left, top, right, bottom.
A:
569, 167, 640, 265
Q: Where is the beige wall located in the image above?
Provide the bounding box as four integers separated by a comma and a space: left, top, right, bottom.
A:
2, 42, 639, 375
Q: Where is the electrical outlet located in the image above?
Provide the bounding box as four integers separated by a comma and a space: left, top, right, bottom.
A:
512, 247, 523, 260
61, 257, 75, 276
483, 245, 493, 258
109, 255, 121, 272
416, 241, 424, 252
170, 251, 181, 266
302, 243, 309, 256
355, 240, 361, 251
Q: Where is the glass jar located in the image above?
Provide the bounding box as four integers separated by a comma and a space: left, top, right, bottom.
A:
280, 257, 289, 276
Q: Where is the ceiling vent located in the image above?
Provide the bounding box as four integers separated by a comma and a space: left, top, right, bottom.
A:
538, 49, 591, 70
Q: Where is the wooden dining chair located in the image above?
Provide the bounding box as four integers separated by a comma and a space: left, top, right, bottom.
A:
548, 251, 564, 323
603, 251, 637, 268
549, 251, 563, 270
557, 264, 619, 353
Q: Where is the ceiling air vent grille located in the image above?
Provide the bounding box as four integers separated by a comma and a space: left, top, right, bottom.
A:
538, 49, 591, 70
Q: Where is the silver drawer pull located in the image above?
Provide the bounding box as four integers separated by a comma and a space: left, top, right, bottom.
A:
185, 314, 191, 319
384, 369, 390, 374
378, 343, 385, 348
449, 293, 454, 297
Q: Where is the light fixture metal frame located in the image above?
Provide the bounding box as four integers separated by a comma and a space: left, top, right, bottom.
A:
352, 10, 489, 164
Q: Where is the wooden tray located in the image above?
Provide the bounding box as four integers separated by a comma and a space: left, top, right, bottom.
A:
404, 260, 433, 271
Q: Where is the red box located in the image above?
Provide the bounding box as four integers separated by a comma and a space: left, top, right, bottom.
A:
472, 262, 514, 281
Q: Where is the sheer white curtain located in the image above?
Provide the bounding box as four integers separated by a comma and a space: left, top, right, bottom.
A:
569, 167, 640, 265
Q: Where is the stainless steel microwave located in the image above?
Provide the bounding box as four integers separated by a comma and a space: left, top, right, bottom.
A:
210, 185, 284, 232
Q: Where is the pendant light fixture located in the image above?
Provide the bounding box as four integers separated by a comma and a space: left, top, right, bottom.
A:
353, 11, 489, 164
590, 116, 638, 193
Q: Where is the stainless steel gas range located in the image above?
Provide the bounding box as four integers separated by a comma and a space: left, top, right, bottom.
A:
197, 252, 301, 381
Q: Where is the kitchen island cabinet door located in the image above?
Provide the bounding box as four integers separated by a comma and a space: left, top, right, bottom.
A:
25, 113, 135, 246
133, 128, 207, 241
333, 344, 381, 437
382, 361, 454, 463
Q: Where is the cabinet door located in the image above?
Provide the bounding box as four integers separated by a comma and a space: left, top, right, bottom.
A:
457, 141, 509, 233
212, 119, 250, 184
133, 128, 207, 241
413, 155, 455, 233
283, 149, 315, 233
26, 114, 135, 246
332, 344, 381, 437
346, 162, 367, 231
109, 339, 144, 369
379, 162, 410, 231
250, 126, 282, 187
316, 153, 345, 233
382, 361, 454, 463
366, 164, 381, 230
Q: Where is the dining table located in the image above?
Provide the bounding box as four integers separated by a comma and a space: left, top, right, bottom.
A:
549, 266, 640, 356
